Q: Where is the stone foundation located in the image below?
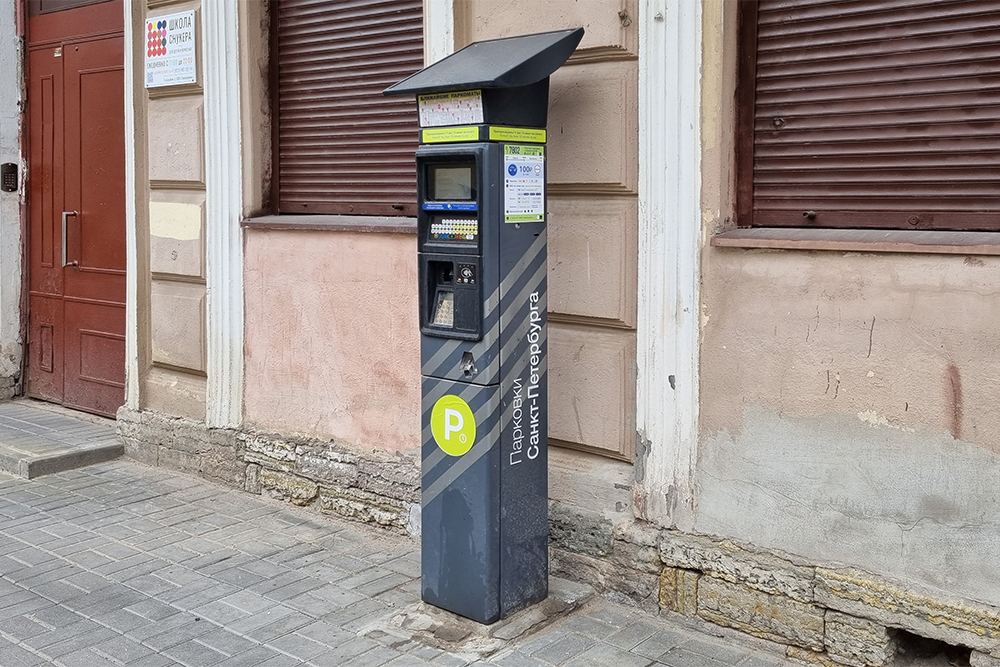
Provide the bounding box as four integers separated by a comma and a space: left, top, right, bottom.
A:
118, 407, 1000, 666
972, 651, 1000, 667
556, 525, 1000, 667
550, 522, 1000, 666
0, 374, 16, 400
116, 408, 419, 531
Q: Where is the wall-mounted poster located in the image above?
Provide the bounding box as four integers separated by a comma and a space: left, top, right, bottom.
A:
145, 11, 196, 88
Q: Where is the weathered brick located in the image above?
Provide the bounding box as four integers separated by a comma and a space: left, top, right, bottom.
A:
787, 647, 845, 667
200, 446, 244, 487
551, 547, 660, 613
357, 457, 419, 503
244, 463, 261, 494
816, 567, 1000, 654
122, 438, 158, 467
549, 502, 613, 558
115, 406, 142, 429
659, 530, 815, 603
0, 375, 16, 400
161, 429, 210, 454
240, 451, 294, 473
296, 445, 359, 486
237, 432, 297, 464
259, 469, 318, 506
611, 522, 662, 575
660, 567, 698, 616
971, 651, 1000, 667
824, 611, 895, 667
697, 576, 825, 650
157, 447, 200, 475
203, 427, 236, 449
319, 486, 405, 528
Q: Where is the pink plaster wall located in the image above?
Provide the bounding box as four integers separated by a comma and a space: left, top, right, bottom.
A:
243, 229, 420, 452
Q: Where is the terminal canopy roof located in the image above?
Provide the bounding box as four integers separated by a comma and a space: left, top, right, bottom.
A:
383, 28, 585, 96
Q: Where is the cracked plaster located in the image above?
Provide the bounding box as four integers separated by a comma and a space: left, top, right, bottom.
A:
695, 407, 1000, 607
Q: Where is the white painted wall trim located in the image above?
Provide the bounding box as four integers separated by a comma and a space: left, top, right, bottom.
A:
424, 0, 454, 64
635, 0, 702, 529
0, 0, 22, 395
123, 0, 139, 410
203, 0, 244, 428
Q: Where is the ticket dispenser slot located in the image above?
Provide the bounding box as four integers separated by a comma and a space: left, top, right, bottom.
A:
421, 255, 482, 339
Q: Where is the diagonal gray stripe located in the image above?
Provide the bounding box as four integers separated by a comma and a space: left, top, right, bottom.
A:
420, 337, 500, 427
499, 232, 546, 299
421, 340, 461, 376
421, 309, 499, 379
484, 285, 501, 316
498, 266, 546, 366
476, 357, 501, 385
422, 422, 499, 506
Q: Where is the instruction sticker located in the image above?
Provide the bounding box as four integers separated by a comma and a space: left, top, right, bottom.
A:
418, 90, 484, 127
489, 127, 546, 143
503, 145, 545, 223
422, 126, 479, 144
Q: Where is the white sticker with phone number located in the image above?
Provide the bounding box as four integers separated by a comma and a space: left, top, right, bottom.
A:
504, 145, 545, 223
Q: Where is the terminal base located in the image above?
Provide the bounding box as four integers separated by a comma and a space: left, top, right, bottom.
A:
361, 577, 594, 658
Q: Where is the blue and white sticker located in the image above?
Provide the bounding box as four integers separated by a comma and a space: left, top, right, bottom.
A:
503, 145, 545, 223
423, 202, 478, 211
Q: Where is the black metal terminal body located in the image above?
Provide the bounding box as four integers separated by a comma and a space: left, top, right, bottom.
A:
385, 27, 583, 625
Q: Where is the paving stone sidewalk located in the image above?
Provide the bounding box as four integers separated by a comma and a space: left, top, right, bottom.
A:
0, 401, 121, 479
0, 460, 799, 667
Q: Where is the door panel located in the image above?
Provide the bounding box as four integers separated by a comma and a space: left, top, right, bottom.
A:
63, 35, 126, 304
26, 4, 125, 418
27, 46, 65, 404
28, 47, 63, 299
26, 296, 64, 402
63, 300, 125, 415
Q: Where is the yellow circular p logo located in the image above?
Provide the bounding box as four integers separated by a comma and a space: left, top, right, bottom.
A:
431, 395, 476, 456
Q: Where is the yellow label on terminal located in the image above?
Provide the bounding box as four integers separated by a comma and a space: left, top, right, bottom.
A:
422, 126, 480, 143
430, 395, 476, 456
505, 213, 544, 223
489, 127, 547, 143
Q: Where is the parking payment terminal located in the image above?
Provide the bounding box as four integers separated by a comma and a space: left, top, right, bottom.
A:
385, 28, 584, 624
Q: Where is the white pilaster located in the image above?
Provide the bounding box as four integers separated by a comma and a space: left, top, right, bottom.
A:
424, 0, 454, 64
635, 0, 703, 527
203, 0, 244, 428
123, 0, 139, 410
0, 0, 21, 393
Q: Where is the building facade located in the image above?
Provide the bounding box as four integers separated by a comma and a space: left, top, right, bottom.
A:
3, 0, 1000, 663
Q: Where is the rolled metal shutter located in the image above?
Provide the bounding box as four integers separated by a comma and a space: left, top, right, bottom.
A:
275, 0, 423, 216
739, 0, 1000, 230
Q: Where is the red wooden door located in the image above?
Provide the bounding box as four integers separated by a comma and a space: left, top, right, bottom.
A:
26, 2, 125, 418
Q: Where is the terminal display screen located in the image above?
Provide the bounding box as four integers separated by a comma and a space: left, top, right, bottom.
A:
429, 164, 476, 201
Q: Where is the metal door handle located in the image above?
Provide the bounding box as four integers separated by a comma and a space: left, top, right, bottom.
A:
62, 210, 78, 267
